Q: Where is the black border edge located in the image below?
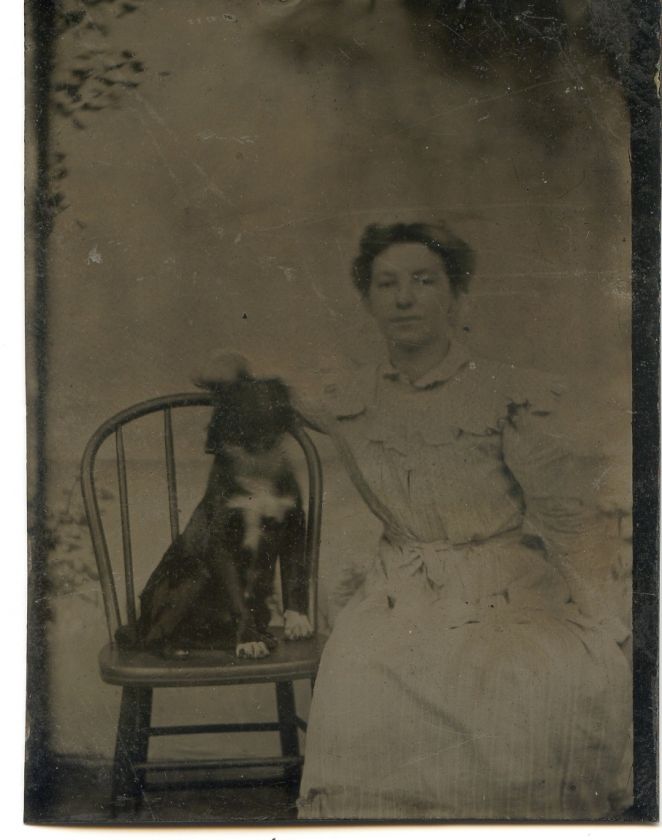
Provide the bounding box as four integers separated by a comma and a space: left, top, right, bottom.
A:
629, 0, 661, 823
24, 0, 56, 824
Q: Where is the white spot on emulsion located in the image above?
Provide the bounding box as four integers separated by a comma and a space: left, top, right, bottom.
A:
196, 130, 257, 145
278, 265, 295, 282
86, 245, 102, 265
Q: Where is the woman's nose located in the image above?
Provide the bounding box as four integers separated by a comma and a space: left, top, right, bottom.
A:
395, 280, 415, 307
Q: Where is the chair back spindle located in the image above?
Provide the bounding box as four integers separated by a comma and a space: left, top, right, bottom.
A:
163, 408, 180, 541
81, 465, 121, 638
291, 424, 323, 634
115, 426, 138, 627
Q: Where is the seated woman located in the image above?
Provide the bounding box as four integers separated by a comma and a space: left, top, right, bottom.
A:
200, 222, 632, 820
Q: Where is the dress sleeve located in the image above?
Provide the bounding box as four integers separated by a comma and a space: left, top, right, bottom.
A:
501, 376, 613, 623
289, 361, 370, 433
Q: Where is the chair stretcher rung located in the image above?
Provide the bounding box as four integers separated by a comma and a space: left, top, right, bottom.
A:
144, 775, 296, 793
149, 722, 281, 736
295, 716, 307, 732
135, 756, 303, 772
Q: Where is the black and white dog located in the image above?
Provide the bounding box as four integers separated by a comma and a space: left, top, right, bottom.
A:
120, 369, 313, 659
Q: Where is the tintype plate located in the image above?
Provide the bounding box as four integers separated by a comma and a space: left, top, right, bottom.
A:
25, 0, 659, 826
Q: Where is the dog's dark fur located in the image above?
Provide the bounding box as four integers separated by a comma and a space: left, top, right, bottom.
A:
117, 376, 310, 657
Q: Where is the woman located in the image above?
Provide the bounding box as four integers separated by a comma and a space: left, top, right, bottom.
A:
299, 224, 631, 819
202, 223, 632, 819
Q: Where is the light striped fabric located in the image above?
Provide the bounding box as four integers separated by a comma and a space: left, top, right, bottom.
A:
295, 344, 632, 820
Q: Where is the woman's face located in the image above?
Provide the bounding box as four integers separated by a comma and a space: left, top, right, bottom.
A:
366, 242, 458, 348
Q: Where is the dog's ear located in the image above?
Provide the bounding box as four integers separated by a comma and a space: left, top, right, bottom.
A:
263, 378, 297, 431
204, 376, 296, 454
205, 403, 229, 454
194, 349, 253, 391
205, 381, 245, 453
262, 378, 292, 408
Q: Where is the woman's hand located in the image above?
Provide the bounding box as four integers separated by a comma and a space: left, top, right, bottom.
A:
193, 349, 252, 389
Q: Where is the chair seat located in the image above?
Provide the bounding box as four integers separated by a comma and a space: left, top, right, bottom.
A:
99, 628, 328, 688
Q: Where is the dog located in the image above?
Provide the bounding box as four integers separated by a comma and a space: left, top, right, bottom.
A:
118, 372, 313, 659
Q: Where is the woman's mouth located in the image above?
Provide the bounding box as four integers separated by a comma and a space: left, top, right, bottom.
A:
390, 316, 422, 324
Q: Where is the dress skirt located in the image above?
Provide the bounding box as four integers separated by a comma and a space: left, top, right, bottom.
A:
297, 532, 632, 820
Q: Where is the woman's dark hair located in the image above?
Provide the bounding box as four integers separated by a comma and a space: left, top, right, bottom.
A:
352, 222, 475, 299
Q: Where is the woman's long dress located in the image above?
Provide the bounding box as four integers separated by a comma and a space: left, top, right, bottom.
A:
295, 342, 632, 820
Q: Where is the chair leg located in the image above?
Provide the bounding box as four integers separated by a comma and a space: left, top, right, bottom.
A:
275, 681, 300, 787
111, 687, 153, 814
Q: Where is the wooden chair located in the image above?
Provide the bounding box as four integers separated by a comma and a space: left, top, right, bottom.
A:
80, 392, 325, 812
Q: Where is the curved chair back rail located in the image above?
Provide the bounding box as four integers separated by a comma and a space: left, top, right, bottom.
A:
80, 392, 323, 643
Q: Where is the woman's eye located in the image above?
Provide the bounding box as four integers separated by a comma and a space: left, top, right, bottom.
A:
376, 278, 396, 289
414, 274, 435, 285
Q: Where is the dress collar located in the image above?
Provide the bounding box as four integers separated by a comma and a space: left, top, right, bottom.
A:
378, 341, 472, 389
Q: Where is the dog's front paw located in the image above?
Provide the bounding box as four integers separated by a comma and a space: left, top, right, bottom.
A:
284, 610, 313, 640
236, 641, 270, 659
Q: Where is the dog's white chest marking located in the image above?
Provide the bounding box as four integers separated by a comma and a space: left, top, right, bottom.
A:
227, 477, 295, 552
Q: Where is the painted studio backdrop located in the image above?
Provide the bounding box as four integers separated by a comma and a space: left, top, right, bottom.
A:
29, 0, 633, 809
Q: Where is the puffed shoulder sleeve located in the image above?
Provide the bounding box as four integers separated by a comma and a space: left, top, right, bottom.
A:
501, 371, 626, 627
289, 360, 371, 433
502, 371, 595, 555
